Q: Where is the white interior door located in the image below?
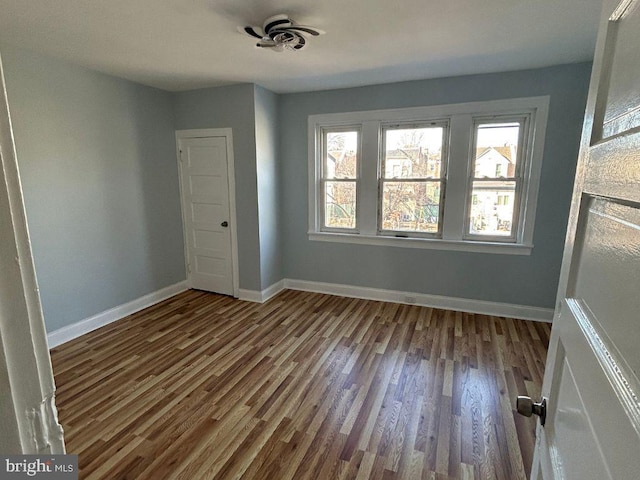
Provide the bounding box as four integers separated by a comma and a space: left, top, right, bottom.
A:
178, 131, 237, 296
530, 0, 640, 478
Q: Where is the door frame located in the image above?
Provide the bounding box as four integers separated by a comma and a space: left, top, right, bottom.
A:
0, 53, 65, 453
175, 128, 240, 297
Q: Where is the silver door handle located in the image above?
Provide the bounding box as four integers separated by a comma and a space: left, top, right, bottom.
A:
517, 396, 547, 426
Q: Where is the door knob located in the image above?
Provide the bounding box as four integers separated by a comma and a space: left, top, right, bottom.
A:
517, 396, 547, 426
221, 221, 229, 227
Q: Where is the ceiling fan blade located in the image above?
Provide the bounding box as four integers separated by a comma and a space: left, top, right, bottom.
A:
283, 26, 325, 36
293, 34, 306, 50
264, 14, 291, 34
259, 42, 285, 53
239, 26, 264, 39
256, 39, 278, 48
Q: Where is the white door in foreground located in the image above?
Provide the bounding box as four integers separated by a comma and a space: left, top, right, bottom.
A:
178, 132, 236, 296
529, 0, 640, 478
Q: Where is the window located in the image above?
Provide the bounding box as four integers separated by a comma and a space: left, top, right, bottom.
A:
466, 119, 525, 241
308, 97, 549, 254
321, 128, 359, 231
380, 124, 447, 236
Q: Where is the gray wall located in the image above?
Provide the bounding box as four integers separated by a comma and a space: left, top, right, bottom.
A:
2, 46, 185, 332
254, 85, 282, 289
279, 63, 592, 309
172, 84, 262, 291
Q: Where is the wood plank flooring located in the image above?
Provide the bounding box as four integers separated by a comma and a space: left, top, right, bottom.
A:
50, 289, 551, 480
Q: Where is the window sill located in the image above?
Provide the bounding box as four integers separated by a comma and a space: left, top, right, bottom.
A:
308, 231, 533, 255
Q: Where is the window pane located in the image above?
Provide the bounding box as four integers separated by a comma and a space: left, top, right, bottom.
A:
384, 127, 443, 179
381, 182, 440, 233
325, 131, 358, 179
468, 181, 516, 236
474, 123, 519, 178
324, 181, 356, 229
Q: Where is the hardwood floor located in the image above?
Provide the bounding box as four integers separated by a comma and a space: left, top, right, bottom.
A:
50, 289, 551, 480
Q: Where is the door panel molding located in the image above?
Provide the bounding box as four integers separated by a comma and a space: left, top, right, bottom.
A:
564, 195, 640, 427
591, 0, 640, 143
566, 298, 640, 436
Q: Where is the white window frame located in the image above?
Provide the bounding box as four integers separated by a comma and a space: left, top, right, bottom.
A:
464, 115, 530, 243
319, 126, 361, 233
308, 96, 549, 255
378, 121, 449, 239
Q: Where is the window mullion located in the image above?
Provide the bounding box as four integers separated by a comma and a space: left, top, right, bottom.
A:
359, 121, 380, 235
441, 114, 472, 241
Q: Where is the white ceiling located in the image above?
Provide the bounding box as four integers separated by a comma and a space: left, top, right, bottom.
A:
0, 0, 603, 94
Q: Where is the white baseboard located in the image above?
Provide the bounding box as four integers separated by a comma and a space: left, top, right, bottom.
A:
236, 277, 553, 322
47, 281, 189, 349
237, 280, 285, 303
283, 279, 554, 322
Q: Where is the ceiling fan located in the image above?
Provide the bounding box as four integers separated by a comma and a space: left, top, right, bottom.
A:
239, 14, 324, 52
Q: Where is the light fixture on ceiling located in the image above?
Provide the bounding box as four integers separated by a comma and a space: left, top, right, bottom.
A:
238, 14, 324, 52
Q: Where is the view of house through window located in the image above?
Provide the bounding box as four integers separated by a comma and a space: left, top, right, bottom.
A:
323, 129, 358, 229
309, 97, 548, 252
380, 126, 445, 235
468, 122, 521, 238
